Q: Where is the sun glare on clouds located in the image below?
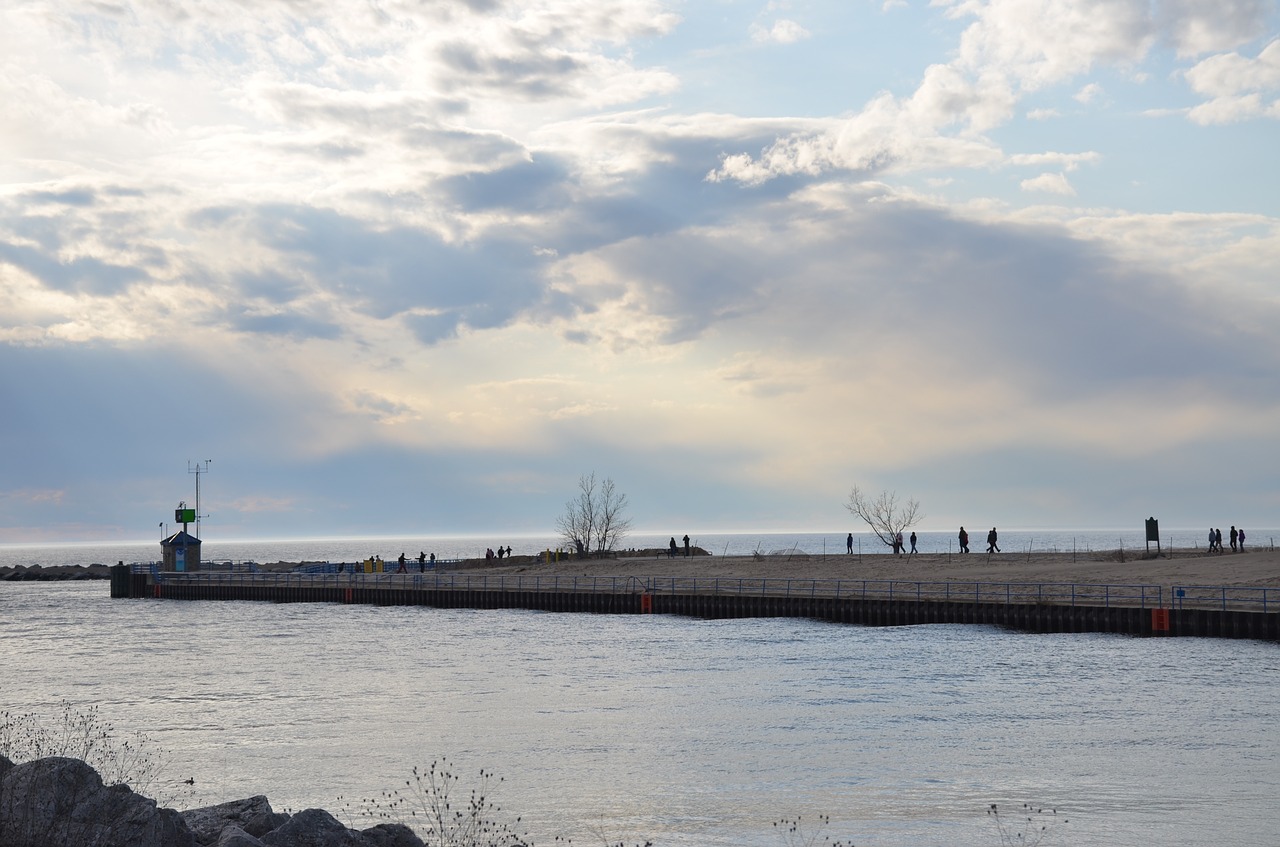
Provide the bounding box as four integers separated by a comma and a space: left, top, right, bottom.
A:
0, 0, 1277, 538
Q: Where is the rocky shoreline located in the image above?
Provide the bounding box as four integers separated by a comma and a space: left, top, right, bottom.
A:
0, 564, 112, 581
0, 755, 426, 847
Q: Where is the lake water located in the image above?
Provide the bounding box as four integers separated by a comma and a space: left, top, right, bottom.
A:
2, 581, 1278, 846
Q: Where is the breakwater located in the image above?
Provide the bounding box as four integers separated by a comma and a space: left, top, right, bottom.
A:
109, 566, 1280, 641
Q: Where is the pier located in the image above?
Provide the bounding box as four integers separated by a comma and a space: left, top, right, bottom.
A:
109, 565, 1280, 641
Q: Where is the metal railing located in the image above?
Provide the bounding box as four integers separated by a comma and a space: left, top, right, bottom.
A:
641, 577, 1161, 608
150, 570, 1166, 608
1172, 585, 1277, 613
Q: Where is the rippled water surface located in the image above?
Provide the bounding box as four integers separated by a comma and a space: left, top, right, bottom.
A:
2, 582, 1278, 845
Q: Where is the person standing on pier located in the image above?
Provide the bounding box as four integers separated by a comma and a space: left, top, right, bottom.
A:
396, 553, 407, 573
959, 527, 969, 553
846, 532, 853, 554
683, 534, 691, 557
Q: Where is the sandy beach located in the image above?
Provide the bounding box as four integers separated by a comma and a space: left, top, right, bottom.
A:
471, 546, 1280, 589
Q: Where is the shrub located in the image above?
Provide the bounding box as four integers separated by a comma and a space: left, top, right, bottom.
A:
0, 701, 187, 805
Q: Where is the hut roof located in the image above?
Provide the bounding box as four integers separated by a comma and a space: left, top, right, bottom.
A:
161, 530, 202, 547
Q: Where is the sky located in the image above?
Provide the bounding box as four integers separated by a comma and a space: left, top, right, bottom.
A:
2, 0, 1278, 543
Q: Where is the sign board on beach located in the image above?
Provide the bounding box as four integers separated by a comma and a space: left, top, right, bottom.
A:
175, 508, 196, 524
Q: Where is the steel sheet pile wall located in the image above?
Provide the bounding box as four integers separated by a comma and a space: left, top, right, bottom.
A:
109, 568, 1280, 641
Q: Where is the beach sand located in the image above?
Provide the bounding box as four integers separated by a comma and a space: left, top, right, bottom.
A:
472, 546, 1280, 588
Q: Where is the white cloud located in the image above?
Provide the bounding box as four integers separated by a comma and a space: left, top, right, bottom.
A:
1074, 82, 1103, 103
750, 19, 812, 44
1008, 151, 1101, 172
1182, 39, 1280, 123
1020, 172, 1076, 194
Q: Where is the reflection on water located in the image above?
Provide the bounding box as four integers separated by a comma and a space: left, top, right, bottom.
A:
2, 582, 1278, 846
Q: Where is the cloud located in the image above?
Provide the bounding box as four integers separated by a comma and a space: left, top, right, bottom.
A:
750, 19, 812, 45
1020, 172, 1077, 195
709, 0, 1279, 187
1183, 38, 1280, 123
1074, 82, 1104, 103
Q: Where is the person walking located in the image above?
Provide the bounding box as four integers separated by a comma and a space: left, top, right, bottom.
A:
1216, 528, 1224, 554
1208, 527, 1216, 552
986, 527, 1000, 553
1230, 526, 1238, 552
909, 531, 918, 554
669, 537, 678, 559
959, 527, 969, 553
1238, 527, 1246, 552
846, 532, 853, 554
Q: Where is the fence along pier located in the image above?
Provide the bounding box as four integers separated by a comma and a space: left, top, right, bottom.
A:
109, 565, 1280, 641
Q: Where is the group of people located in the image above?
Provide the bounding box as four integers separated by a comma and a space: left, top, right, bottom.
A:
842, 531, 921, 555
1208, 526, 1246, 553
841, 527, 1001, 556
955, 526, 1000, 554
394, 551, 437, 572
668, 535, 691, 558
485, 545, 514, 562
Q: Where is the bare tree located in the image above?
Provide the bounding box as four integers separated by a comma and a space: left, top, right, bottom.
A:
845, 485, 923, 554
556, 472, 633, 557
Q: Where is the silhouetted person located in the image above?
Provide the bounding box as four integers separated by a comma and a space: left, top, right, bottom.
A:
846, 533, 853, 554
1208, 527, 1217, 552
894, 531, 904, 556
959, 527, 969, 553
1216, 528, 1224, 554
497, 546, 504, 560
1230, 526, 1238, 552
429, 553, 436, 567
683, 534, 691, 557
669, 537, 677, 558
397, 552, 407, 573
987, 528, 1000, 553
418, 551, 426, 572
909, 532, 917, 554
505, 545, 512, 558
1238, 528, 1246, 552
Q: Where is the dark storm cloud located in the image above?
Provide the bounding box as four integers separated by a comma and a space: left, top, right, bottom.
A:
588, 192, 1280, 393
437, 41, 586, 99
250, 204, 552, 336
438, 155, 570, 211
0, 239, 146, 295
25, 188, 98, 206
230, 311, 342, 341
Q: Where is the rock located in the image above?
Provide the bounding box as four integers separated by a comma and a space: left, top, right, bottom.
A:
260, 808, 367, 847
0, 756, 195, 847
359, 823, 424, 847
0, 754, 13, 782
216, 824, 269, 846
183, 795, 290, 844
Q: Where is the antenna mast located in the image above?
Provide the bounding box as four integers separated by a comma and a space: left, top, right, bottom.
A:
189, 459, 212, 538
